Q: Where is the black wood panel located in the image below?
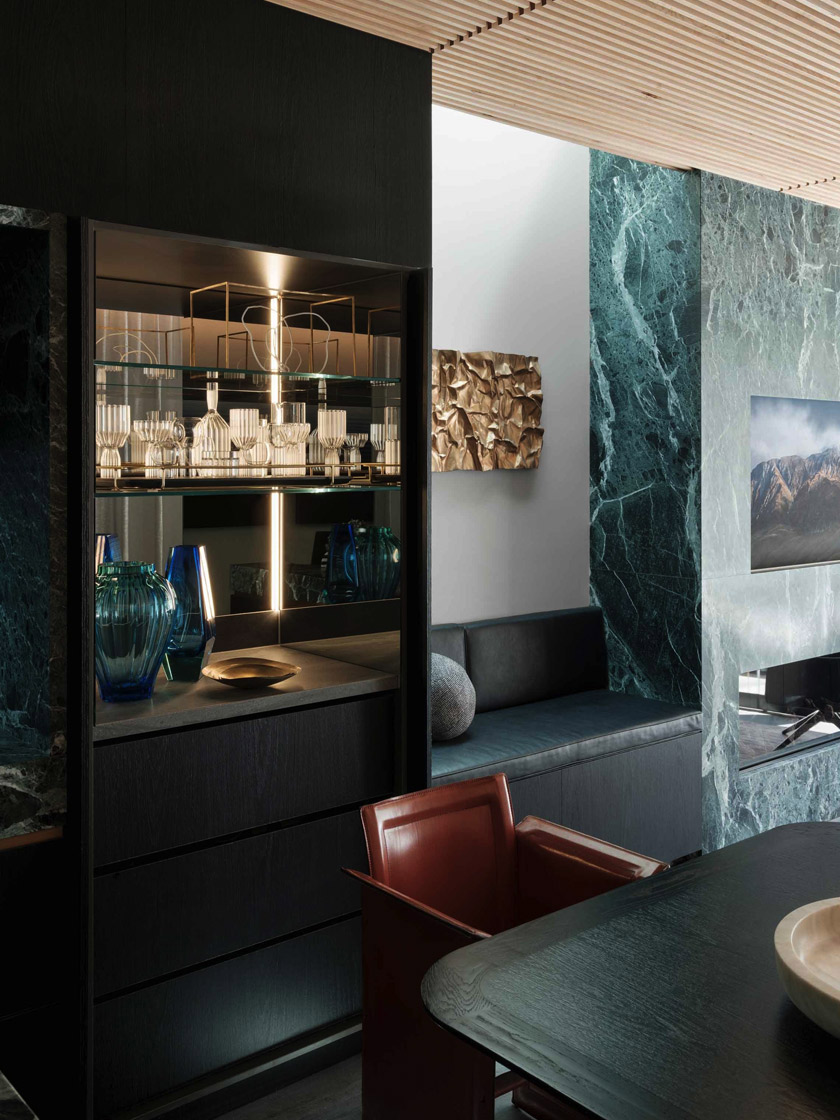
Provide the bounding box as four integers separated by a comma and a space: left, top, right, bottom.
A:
561, 734, 702, 863
508, 770, 563, 826
0, 2, 127, 220
93, 695, 395, 866
0, 0, 431, 267
94, 810, 366, 996
93, 916, 362, 1117
402, 268, 432, 792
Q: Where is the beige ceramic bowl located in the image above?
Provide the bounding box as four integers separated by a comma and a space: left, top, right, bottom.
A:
775, 898, 840, 1040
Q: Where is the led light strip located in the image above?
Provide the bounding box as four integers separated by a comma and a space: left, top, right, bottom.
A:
269, 293, 283, 612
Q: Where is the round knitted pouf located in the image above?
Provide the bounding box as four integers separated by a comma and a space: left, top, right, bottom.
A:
431, 652, 476, 741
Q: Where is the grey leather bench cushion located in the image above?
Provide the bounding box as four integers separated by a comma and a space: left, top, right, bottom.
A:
431, 689, 701, 782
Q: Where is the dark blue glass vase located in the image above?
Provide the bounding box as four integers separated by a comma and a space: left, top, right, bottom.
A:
94, 533, 122, 568
324, 523, 359, 603
95, 561, 177, 702
356, 526, 401, 600
163, 545, 217, 682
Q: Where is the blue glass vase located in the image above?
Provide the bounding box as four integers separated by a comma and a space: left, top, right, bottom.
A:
356, 526, 401, 600
325, 523, 359, 603
94, 532, 122, 568
95, 561, 177, 702
163, 545, 216, 682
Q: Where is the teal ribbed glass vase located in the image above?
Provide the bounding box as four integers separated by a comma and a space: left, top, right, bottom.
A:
355, 526, 401, 600
95, 561, 177, 702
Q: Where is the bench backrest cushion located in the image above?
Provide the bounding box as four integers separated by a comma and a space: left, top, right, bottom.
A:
433, 607, 608, 715
430, 624, 467, 668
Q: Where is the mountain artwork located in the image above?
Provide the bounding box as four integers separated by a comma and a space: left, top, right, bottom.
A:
751, 395, 840, 571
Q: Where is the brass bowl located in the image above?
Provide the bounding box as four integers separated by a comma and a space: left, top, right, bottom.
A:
202, 657, 302, 690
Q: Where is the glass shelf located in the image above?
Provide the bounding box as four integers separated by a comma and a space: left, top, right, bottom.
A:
94, 359, 400, 386
95, 479, 401, 498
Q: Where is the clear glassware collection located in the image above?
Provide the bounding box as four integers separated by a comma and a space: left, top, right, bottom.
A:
95, 382, 401, 487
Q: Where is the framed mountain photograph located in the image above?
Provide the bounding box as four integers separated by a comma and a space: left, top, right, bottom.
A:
751, 395, 840, 571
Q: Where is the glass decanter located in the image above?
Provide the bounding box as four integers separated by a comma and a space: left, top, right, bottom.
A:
199, 381, 231, 478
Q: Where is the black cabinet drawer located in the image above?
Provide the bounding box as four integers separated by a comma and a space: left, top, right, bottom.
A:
93, 916, 361, 1118
94, 809, 368, 997
508, 770, 562, 824
561, 733, 702, 863
94, 695, 395, 865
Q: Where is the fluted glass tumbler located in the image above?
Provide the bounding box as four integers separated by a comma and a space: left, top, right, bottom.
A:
95, 561, 177, 702
318, 409, 347, 480
96, 403, 131, 478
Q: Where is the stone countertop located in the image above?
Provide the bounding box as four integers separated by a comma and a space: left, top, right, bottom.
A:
0, 1072, 36, 1119
285, 630, 400, 676
93, 641, 399, 743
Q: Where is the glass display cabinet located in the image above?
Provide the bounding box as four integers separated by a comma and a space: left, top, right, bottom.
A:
87, 223, 426, 773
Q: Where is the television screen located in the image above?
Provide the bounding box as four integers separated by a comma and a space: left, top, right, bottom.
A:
751, 394, 840, 571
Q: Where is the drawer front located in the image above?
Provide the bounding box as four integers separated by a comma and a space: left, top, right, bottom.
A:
508, 769, 562, 824
93, 916, 361, 1118
94, 694, 395, 865
561, 733, 702, 863
94, 809, 367, 997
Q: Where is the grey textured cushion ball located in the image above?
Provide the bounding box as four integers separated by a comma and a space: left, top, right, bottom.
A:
431, 653, 476, 741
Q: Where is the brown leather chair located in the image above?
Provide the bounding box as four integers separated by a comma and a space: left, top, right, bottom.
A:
347, 773, 667, 1120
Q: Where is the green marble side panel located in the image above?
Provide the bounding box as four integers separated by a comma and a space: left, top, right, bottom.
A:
0, 223, 51, 761
702, 175, 840, 849
0, 205, 66, 839
590, 152, 701, 707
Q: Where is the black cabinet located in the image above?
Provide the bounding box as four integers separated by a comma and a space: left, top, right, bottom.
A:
94, 810, 367, 996
94, 916, 362, 1117
560, 734, 702, 863
92, 693, 397, 1115
94, 695, 395, 866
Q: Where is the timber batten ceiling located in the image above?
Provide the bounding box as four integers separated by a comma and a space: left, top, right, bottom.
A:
272, 0, 840, 207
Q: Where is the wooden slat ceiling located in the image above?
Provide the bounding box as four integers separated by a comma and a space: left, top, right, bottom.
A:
272, 0, 840, 207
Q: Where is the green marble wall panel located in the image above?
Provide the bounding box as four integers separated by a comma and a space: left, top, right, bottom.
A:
0, 205, 67, 838
590, 151, 701, 707
702, 175, 840, 849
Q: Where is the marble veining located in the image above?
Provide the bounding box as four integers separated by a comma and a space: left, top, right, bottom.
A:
590, 152, 701, 707
702, 175, 840, 849
0, 205, 67, 839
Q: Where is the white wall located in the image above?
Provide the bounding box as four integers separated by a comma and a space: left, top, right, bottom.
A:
431, 106, 590, 624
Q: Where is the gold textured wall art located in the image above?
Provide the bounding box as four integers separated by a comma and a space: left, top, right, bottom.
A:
432, 350, 543, 471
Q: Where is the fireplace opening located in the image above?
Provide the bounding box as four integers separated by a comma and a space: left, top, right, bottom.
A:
739, 654, 840, 768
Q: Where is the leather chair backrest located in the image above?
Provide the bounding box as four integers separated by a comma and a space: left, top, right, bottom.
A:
464, 607, 609, 713
361, 774, 516, 934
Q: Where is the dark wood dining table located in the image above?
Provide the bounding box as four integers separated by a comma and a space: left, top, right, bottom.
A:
422, 823, 840, 1120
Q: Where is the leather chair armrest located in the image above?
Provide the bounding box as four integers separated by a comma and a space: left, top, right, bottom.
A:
514, 817, 668, 924
344, 868, 491, 941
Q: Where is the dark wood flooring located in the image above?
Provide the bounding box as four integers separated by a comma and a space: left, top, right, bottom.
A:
217, 1056, 527, 1120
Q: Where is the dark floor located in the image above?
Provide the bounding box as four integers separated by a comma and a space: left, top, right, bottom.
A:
217, 1056, 527, 1120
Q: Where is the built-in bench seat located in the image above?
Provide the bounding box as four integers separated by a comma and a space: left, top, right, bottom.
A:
431, 689, 700, 782
431, 607, 702, 862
